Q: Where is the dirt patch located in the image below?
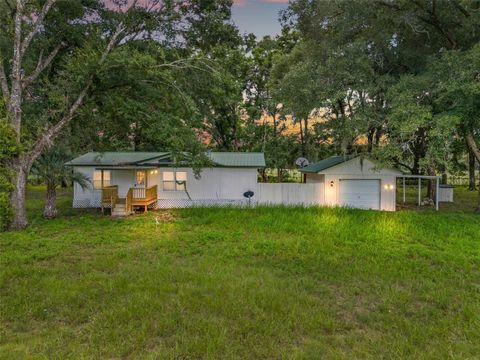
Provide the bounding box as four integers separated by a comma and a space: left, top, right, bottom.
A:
153, 211, 176, 223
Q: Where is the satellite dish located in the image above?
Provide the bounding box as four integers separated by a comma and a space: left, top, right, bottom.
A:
243, 190, 254, 199
295, 157, 310, 168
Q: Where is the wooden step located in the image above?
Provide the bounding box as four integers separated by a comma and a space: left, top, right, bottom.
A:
111, 202, 128, 217
112, 212, 127, 217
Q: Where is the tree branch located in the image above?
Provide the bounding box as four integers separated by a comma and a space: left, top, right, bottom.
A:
452, 0, 470, 17
407, 0, 458, 48
394, 158, 414, 173
22, 42, 64, 89
466, 132, 480, 163
20, 0, 57, 58
26, 23, 125, 168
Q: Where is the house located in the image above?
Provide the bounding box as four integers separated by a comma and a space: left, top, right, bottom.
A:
300, 155, 403, 211
65, 152, 265, 215
66, 151, 436, 214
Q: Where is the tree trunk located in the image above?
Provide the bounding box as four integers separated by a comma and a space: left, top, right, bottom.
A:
298, 119, 305, 156
262, 169, 267, 182
412, 154, 420, 175
427, 167, 435, 201
44, 183, 57, 219
468, 149, 476, 191
375, 127, 382, 146
367, 128, 374, 153
465, 132, 480, 212
441, 172, 447, 185
9, 160, 29, 229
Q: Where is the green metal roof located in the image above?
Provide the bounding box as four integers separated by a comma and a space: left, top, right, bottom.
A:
300, 155, 358, 173
66, 151, 265, 168
207, 152, 265, 167
65, 152, 168, 166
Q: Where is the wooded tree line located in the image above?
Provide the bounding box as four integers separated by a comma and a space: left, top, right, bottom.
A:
1, 0, 479, 229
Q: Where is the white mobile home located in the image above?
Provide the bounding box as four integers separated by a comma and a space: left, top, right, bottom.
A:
66, 152, 265, 215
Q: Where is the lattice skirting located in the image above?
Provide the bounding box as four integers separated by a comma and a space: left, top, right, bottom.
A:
73, 198, 247, 209
157, 199, 248, 209
73, 199, 93, 208
73, 198, 103, 208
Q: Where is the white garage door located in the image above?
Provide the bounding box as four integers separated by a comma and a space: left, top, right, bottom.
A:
339, 179, 380, 210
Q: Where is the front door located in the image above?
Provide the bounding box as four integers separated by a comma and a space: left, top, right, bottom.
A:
135, 170, 147, 188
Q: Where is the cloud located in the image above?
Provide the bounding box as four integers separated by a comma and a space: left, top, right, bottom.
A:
261, 0, 289, 3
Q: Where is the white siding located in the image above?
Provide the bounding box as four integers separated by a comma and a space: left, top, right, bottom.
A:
255, 183, 324, 205
438, 187, 453, 202
305, 173, 325, 184
156, 167, 257, 201
72, 166, 259, 207
112, 170, 134, 198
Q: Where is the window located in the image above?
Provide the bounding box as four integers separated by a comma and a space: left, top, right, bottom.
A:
163, 171, 187, 191
93, 170, 111, 189
135, 170, 146, 187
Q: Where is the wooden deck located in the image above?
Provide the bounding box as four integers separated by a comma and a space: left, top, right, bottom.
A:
102, 185, 157, 215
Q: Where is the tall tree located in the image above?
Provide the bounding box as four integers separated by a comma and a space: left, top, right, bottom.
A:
0, 0, 243, 229
0, 0, 167, 228
274, 0, 480, 173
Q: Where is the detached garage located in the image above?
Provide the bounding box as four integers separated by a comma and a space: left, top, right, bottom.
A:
301, 155, 403, 211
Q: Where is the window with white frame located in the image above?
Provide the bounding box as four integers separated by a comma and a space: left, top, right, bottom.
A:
93, 170, 111, 189
163, 171, 187, 191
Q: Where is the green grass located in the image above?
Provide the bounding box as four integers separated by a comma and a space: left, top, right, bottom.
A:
1, 186, 480, 359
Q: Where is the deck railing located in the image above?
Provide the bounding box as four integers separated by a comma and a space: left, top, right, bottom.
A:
132, 187, 145, 199
132, 185, 157, 200
146, 185, 157, 200
102, 185, 157, 214
101, 185, 118, 211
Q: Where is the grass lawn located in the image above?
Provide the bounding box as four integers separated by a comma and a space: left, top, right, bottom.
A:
1, 186, 480, 359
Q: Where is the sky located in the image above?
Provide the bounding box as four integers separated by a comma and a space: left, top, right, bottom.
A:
231, 0, 288, 38
103, 0, 288, 39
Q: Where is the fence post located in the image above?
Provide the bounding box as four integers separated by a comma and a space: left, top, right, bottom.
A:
418, 178, 421, 206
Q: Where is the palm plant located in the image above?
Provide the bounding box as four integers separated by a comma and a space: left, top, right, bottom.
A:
32, 149, 90, 219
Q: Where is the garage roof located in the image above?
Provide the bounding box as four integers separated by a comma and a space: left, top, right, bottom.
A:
300, 155, 358, 173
